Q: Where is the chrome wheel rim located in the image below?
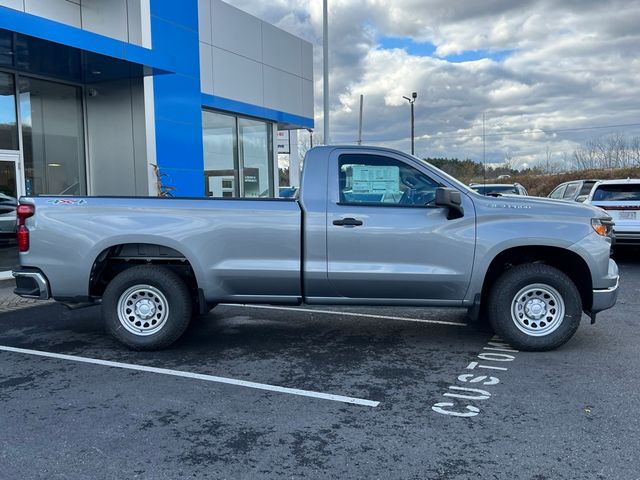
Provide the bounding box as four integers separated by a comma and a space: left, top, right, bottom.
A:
117, 285, 169, 336
511, 283, 565, 337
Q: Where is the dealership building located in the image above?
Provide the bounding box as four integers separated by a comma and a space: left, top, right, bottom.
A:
0, 0, 313, 200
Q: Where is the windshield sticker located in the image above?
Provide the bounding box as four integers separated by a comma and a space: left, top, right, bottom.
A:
47, 199, 87, 206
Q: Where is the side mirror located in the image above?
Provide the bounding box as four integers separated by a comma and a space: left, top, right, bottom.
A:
575, 195, 588, 203
435, 187, 464, 220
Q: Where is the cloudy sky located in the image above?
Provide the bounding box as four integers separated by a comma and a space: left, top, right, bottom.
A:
226, 0, 640, 169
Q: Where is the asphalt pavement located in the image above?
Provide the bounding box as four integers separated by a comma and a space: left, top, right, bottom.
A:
0, 250, 638, 479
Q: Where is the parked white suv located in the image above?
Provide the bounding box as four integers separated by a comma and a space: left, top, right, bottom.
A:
586, 179, 640, 245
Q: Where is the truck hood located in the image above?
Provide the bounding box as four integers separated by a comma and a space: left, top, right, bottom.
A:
472, 194, 610, 219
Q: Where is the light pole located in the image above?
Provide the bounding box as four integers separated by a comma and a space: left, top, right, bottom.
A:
323, 0, 330, 145
402, 92, 417, 155
307, 128, 314, 148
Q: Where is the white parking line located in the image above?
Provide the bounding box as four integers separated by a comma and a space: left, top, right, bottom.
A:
0, 345, 379, 408
222, 304, 468, 327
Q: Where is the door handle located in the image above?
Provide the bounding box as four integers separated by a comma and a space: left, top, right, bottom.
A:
333, 217, 363, 226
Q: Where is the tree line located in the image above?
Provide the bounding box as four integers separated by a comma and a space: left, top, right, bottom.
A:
426, 132, 640, 182
573, 133, 640, 170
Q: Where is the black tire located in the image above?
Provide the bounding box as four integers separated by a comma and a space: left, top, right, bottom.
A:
102, 265, 192, 350
487, 264, 582, 351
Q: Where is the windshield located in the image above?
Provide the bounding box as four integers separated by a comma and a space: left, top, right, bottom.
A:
471, 185, 520, 195
417, 158, 476, 194
592, 184, 640, 201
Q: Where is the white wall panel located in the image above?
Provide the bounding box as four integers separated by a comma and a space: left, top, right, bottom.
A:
81, 0, 128, 42
25, 0, 81, 28
261, 23, 301, 76
202, 0, 314, 122
301, 40, 313, 81
126, 0, 143, 45
211, 0, 261, 63
263, 65, 303, 117
198, 0, 211, 44
302, 79, 314, 119
212, 46, 263, 107
86, 78, 146, 195
0, 0, 24, 11
199, 42, 214, 95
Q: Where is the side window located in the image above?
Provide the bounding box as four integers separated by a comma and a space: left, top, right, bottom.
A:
549, 184, 567, 199
338, 154, 440, 206
579, 182, 596, 196
563, 183, 579, 199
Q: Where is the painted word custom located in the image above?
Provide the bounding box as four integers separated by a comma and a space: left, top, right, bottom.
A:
432, 336, 519, 417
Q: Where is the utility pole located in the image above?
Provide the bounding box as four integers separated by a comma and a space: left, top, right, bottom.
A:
357, 94, 363, 145
482, 112, 486, 185
402, 92, 417, 155
323, 0, 330, 145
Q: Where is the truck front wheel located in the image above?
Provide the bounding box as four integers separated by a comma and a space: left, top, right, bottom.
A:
102, 265, 192, 350
487, 264, 582, 351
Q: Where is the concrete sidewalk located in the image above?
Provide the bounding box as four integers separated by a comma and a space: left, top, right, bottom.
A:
0, 279, 52, 313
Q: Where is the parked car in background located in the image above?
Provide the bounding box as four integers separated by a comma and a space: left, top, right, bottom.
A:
548, 180, 599, 203
278, 186, 298, 198
470, 183, 528, 196
585, 179, 640, 245
0, 193, 17, 241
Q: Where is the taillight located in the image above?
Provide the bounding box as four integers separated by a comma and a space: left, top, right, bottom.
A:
16, 204, 35, 252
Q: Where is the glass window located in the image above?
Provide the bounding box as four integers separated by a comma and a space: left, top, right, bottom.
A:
0, 72, 18, 150
579, 181, 597, 196
0, 160, 18, 271
19, 77, 86, 195
592, 184, 640, 201
239, 118, 272, 197
563, 183, 579, 199
338, 154, 439, 206
202, 109, 275, 198
202, 110, 238, 197
549, 184, 567, 199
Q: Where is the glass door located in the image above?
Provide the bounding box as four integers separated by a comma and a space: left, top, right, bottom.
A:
0, 153, 21, 271
19, 77, 86, 196
0, 71, 21, 273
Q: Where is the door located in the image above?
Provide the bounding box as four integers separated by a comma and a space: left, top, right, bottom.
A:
0, 153, 21, 271
326, 150, 476, 302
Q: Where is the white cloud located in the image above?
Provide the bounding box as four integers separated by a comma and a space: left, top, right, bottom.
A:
224, 0, 640, 168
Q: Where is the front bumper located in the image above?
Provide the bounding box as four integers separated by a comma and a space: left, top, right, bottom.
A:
591, 258, 619, 313
613, 231, 640, 246
12, 267, 50, 300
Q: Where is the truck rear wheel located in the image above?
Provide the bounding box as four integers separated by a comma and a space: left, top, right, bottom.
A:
102, 265, 192, 350
487, 264, 582, 351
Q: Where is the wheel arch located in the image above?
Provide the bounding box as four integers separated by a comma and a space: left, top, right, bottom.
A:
88, 242, 202, 301
479, 245, 593, 312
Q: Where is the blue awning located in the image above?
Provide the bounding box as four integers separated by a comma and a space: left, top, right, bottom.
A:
0, 6, 174, 83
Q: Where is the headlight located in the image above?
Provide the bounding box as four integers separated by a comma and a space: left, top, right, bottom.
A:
591, 217, 614, 237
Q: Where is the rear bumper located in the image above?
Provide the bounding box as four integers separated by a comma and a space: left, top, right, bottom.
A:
590, 259, 619, 313
12, 267, 50, 300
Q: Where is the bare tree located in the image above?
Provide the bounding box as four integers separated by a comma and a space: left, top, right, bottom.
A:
572, 132, 640, 170
631, 137, 640, 167
503, 151, 513, 171
541, 146, 562, 174
297, 131, 322, 163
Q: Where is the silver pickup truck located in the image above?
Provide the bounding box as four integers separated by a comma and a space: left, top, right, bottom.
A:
13, 146, 619, 351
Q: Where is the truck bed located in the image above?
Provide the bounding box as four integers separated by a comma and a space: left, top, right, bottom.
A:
20, 196, 302, 303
